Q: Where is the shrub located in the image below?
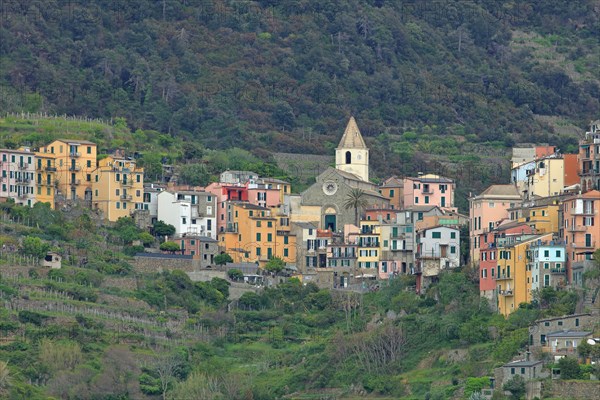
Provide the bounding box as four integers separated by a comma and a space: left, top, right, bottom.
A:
227, 268, 244, 281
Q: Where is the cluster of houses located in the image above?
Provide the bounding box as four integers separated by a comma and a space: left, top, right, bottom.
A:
2, 118, 598, 305
470, 120, 600, 315
0, 118, 467, 292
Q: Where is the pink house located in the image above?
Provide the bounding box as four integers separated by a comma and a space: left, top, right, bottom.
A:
479, 222, 533, 301
469, 184, 522, 266
403, 174, 456, 212
0, 149, 36, 207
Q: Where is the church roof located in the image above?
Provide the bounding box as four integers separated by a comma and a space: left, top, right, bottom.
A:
337, 116, 367, 149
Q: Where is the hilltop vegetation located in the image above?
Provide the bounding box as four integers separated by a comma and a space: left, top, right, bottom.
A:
1, 0, 599, 189
0, 202, 597, 399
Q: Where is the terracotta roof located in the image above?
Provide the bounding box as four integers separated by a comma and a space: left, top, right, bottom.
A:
337, 116, 367, 149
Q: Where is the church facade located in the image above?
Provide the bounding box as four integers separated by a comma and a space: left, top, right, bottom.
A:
295, 117, 389, 232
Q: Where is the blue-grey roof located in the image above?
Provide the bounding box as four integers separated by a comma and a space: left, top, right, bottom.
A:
546, 331, 592, 338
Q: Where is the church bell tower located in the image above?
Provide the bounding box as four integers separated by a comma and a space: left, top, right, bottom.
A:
335, 116, 369, 182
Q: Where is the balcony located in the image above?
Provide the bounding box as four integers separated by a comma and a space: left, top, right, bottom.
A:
581, 168, 599, 176
15, 177, 31, 184
17, 163, 28, 170
69, 152, 81, 157
499, 290, 514, 296
120, 194, 132, 201
551, 268, 566, 274
359, 242, 380, 248
69, 165, 81, 171
567, 225, 587, 232
495, 274, 512, 281
70, 179, 81, 185
17, 193, 27, 199
121, 180, 133, 187
572, 242, 596, 249
422, 187, 434, 194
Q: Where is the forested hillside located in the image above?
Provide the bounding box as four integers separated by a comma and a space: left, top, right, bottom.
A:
1, 0, 599, 184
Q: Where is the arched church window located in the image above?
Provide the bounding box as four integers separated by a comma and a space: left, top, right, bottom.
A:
345, 151, 351, 164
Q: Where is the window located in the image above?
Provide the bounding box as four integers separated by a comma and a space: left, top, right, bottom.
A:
256, 233, 261, 241
432, 232, 441, 239
267, 233, 272, 242
450, 232, 456, 239
116, 173, 120, 181
283, 248, 288, 257
267, 221, 273, 228
389, 189, 394, 197
116, 189, 120, 196
123, 202, 127, 209
521, 368, 525, 375
116, 202, 120, 209
424, 196, 429, 204
415, 197, 419, 204
450, 246, 456, 254
256, 221, 261, 227
544, 322, 550, 327
544, 250, 549, 257
136, 174, 141, 182
86, 174, 91, 181
87, 146, 92, 154
284, 236, 288, 244
511, 368, 515, 375
575, 318, 579, 327
87, 160, 91, 168
345, 151, 351, 164
556, 250, 561, 257
182, 217, 186, 224
558, 321, 563, 326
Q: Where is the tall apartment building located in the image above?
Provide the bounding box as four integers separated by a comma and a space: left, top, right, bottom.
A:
469, 184, 521, 266
0, 149, 36, 206
37, 139, 97, 201
93, 154, 144, 221
579, 120, 600, 192
34, 152, 58, 208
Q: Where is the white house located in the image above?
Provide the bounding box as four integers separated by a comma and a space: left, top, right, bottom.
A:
157, 190, 217, 239
415, 225, 461, 292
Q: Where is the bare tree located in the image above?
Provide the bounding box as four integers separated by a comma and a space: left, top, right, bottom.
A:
149, 352, 182, 400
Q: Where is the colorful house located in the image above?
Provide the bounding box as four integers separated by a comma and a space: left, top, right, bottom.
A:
219, 203, 296, 268
34, 152, 57, 208
469, 184, 522, 266
0, 148, 36, 207
379, 176, 404, 210
527, 239, 567, 293
414, 225, 460, 293
578, 120, 600, 192
496, 233, 552, 316
403, 174, 456, 212
561, 190, 599, 282
37, 139, 97, 201
92, 154, 144, 221
157, 190, 216, 238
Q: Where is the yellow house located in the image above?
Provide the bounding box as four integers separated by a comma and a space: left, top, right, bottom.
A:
92, 154, 144, 222
519, 202, 560, 234
357, 219, 381, 275
37, 139, 97, 201
34, 152, 57, 208
220, 203, 296, 268
497, 233, 552, 316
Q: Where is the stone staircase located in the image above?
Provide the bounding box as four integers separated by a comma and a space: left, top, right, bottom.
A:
581, 286, 600, 315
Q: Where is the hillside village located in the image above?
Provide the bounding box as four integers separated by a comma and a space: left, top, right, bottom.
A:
0, 116, 599, 399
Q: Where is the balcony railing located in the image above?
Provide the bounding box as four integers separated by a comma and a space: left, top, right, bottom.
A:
17, 163, 28, 170
572, 242, 596, 249
551, 268, 566, 274
120, 195, 132, 201
15, 177, 31, 184
17, 193, 27, 199
69, 165, 81, 171
567, 225, 587, 232
121, 180, 133, 187
495, 274, 512, 281
44, 166, 57, 171
359, 242, 380, 248
499, 290, 514, 296
70, 179, 81, 185
422, 187, 434, 194
69, 152, 81, 157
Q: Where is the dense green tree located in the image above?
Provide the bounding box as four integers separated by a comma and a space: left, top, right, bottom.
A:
264, 257, 285, 274
558, 357, 583, 380
503, 375, 525, 400
153, 221, 176, 239
21, 236, 50, 259
160, 242, 181, 254
214, 253, 233, 266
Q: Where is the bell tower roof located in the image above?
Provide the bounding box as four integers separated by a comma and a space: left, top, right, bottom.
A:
337, 116, 367, 149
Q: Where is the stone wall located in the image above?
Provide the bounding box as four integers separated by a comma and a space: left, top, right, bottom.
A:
543, 380, 600, 399
101, 276, 138, 291
132, 255, 200, 274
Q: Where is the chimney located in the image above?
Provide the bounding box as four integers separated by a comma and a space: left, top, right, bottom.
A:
526, 351, 531, 362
